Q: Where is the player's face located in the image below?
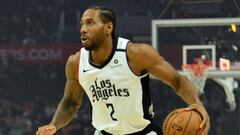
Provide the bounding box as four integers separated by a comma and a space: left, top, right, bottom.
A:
80, 9, 106, 50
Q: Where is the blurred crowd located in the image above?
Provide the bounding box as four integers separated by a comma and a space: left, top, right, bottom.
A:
0, 92, 95, 135
1, 0, 240, 44
0, 0, 61, 45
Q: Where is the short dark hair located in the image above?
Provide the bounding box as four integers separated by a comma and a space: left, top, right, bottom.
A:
87, 5, 116, 39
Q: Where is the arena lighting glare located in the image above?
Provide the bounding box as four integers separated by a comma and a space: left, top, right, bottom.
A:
231, 23, 237, 32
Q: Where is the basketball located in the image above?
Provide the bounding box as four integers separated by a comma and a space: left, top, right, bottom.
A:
163, 108, 203, 135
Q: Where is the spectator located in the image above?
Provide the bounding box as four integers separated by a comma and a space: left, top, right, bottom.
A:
22, 32, 37, 45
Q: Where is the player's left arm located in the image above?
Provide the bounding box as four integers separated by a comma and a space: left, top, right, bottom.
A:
127, 43, 210, 135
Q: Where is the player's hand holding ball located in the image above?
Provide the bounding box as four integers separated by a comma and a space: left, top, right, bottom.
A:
36, 124, 56, 135
163, 102, 210, 135
185, 102, 210, 135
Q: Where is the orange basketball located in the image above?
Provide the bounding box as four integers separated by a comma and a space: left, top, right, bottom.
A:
163, 108, 203, 135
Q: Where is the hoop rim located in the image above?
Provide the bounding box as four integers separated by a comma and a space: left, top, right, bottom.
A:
182, 64, 210, 77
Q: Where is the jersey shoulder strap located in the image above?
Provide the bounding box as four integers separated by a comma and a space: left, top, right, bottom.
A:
116, 37, 129, 51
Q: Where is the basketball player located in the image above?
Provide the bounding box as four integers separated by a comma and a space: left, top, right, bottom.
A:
36, 6, 210, 135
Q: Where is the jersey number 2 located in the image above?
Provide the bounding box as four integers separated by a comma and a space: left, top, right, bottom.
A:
106, 103, 117, 121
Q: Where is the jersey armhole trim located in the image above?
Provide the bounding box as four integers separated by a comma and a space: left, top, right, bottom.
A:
116, 49, 126, 52
125, 42, 149, 78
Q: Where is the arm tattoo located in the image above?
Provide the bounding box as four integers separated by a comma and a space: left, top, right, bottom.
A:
50, 79, 84, 130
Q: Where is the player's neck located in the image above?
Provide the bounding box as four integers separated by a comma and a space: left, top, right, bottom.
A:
90, 37, 113, 66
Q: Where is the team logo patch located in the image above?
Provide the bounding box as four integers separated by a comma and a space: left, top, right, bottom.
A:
111, 59, 122, 68
114, 59, 118, 64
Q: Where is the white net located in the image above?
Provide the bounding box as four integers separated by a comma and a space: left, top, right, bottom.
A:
182, 64, 210, 95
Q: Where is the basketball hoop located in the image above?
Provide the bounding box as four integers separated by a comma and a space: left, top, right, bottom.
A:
182, 64, 210, 95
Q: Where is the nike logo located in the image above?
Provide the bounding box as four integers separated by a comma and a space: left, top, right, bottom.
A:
83, 69, 92, 73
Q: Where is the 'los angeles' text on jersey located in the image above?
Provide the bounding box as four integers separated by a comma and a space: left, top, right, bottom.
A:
90, 78, 130, 102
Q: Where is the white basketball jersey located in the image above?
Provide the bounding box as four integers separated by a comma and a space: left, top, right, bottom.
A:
79, 37, 154, 134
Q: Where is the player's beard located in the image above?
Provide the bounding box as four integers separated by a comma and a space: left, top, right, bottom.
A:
84, 43, 98, 51
84, 39, 100, 51
84, 37, 103, 51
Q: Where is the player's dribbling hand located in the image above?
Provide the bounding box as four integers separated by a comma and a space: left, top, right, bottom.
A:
36, 124, 56, 135
184, 102, 210, 135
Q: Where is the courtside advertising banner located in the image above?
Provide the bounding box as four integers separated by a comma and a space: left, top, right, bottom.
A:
0, 44, 81, 64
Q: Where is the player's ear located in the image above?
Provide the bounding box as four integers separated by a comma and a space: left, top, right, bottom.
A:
105, 22, 113, 35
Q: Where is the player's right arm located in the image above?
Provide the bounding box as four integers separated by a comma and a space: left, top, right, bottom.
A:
36, 52, 84, 135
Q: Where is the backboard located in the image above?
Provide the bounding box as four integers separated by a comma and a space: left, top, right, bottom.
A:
183, 45, 216, 69
151, 17, 240, 78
